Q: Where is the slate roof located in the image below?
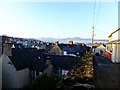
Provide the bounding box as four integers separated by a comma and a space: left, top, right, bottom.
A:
58, 44, 87, 55
8, 47, 85, 71
58, 44, 68, 51
13, 43, 24, 48
86, 46, 91, 52
2, 35, 7, 44
42, 53, 81, 70
9, 48, 46, 71
46, 43, 53, 52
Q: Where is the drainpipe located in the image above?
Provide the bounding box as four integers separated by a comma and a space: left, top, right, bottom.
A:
115, 43, 117, 63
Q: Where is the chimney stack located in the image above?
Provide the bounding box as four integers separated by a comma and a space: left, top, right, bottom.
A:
68, 41, 73, 45
55, 41, 59, 46
3, 38, 13, 56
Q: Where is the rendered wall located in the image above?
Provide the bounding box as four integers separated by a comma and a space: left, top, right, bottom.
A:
116, 44, 120, 62
2, 54, 18, 88
16, 68, 30, 88
0, 56, 2, 90
112, 31, 118, 41
0, 36, 2, 90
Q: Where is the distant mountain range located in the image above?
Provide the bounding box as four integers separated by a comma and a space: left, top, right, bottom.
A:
39, 37, 108, 44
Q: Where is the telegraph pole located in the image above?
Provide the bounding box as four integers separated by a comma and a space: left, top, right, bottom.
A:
92, 26, 94, 53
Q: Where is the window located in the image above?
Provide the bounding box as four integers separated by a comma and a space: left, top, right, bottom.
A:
107, 44, 112, 53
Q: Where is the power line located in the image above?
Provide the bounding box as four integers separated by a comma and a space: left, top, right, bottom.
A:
93, 0, 97, 27
95, 0, 101, 28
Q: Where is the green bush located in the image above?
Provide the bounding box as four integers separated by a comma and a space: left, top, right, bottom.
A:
22, 73, 61, 90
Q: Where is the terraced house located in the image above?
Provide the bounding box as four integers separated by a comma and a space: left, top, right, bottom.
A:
106, 28, 120, 63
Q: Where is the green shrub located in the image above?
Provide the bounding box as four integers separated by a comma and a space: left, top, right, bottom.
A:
23, 73, 61, 90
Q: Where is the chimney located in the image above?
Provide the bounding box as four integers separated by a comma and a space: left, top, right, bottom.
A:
82, 43, 85, 46
46, 56, 51, 64
3, 38, 13, 56
68, 41, 73, 45
55, 41, 59, 46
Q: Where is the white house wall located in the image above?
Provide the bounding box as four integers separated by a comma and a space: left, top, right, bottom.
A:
118, 44, 120, 62
0, 36, 2, 90
111, 29, 120, 63
112, 32, 118, 41
118, 30, 120, 39
116, 44, 120, 62
111, 45, 114, 62
0, 56, 2, 90
2, 54, 18, 88
95, 45, 106, 55
112, 44, 120, 63
16, 68, 30, 88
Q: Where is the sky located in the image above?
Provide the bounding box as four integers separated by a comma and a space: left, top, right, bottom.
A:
0, 1, 119, 39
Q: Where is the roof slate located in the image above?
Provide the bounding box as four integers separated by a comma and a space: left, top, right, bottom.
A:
9, 48, 46, 71
42, 53, 81, 70
58, 44, 87, 54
